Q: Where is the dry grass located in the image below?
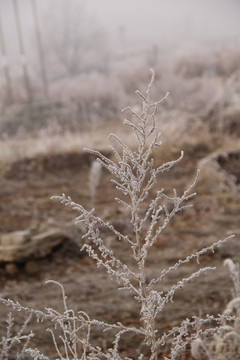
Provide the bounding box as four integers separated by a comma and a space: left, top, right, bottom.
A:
0, 122, 116, 167
1, 106, 238, 178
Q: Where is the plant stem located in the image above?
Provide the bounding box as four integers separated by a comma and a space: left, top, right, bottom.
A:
134, 207, 158, 360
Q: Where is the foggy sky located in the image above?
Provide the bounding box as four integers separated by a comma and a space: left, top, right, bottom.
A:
85, 0, 240, 43
0, 0, 240, 64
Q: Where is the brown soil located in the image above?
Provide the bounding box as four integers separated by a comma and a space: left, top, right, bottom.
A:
0, 145, 240, 359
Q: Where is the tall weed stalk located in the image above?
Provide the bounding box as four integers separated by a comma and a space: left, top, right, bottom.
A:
0, 70, 235, 359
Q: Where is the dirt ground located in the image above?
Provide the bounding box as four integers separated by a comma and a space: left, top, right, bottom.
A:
0, 140, 240, 359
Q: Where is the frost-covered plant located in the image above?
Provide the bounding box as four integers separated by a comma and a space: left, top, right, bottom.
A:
191, 258, 240, 360
0, 312, 33, 360
49, 70, 233, 359
0, 70, 234, 359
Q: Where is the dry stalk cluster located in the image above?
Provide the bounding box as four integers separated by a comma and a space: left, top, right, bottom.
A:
89, 160, 102, 205
191, 258, 240, 360
0, 70, 236, 359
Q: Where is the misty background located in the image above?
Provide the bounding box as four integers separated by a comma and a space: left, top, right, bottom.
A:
0, 0, 240, 136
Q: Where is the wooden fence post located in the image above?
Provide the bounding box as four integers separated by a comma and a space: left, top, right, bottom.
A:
13, 0, 32, 102
31, 0, 49, 100
0, 13, 14, 105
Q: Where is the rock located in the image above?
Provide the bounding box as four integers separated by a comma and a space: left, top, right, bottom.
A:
31, 229, 64, 258
25, 260, 40, 275
0, 229, 65, 263
0, 230, 31, 246
5, 263, 18, 275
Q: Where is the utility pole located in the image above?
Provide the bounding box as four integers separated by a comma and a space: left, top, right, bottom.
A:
13, 0, 32, 102
0, 12, 13, 105
31, 0, 49, 100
